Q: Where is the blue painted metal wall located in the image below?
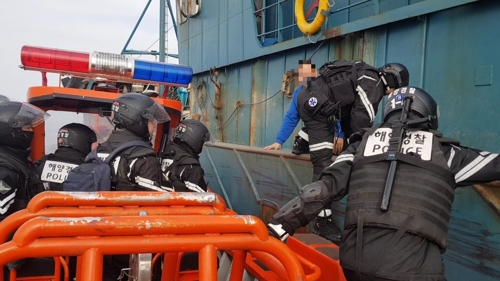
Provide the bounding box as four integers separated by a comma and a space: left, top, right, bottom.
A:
178, 0, 477, 74
180, 1, 500, 280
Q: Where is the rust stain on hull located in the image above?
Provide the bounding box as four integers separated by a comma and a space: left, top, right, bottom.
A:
250, 62, 257, 147
323, 26, 344, 40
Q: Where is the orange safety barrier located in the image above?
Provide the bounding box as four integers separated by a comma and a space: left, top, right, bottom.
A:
0, 206, 233, 243
0, 191, 233, 280
12, 216, 269, 245
221, 249, 322, 281
160, 248, 324, 281
0, 215, 310, 281
162, 252, 196, 281
287, 235, 346, 281
25, 191, 227, 213
0, 192, 335, 281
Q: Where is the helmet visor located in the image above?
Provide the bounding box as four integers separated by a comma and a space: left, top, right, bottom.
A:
0, 102, 50, 128
141, 100, 171, 124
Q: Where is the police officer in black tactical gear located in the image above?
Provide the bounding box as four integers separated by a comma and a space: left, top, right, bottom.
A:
161, 119, 210, 193
268, 86, 500, 281
0, 100, 54, 279
296, 61, 409, 180
35, 123, 97, 191
0, 101, 48, 221
294, 61, 409, 245
99, 92, 170, 281
159, 119, 210, 271
97, 92, 170, 192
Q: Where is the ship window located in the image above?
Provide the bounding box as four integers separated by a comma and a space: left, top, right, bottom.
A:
253, 0, 316, 46
177, 0, 201, 24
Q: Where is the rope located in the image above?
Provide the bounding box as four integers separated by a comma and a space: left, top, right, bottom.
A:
206, 76, 296, 130
308, 38, 327, 60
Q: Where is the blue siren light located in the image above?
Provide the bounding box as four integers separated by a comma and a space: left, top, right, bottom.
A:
133, 60, 193, 86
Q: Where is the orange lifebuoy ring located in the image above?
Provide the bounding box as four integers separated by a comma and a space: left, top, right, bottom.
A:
295, 0, 330, 35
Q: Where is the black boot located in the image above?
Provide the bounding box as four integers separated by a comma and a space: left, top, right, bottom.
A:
312, 215, 342, 245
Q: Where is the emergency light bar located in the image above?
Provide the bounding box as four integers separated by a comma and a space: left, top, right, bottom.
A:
20, 45, 193, 87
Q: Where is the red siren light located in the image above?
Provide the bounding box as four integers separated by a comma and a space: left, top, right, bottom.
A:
21, 46, 90, 74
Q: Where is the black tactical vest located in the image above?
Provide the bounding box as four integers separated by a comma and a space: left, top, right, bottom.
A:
297, 60, 380, 123
345, 125, 456, 250
161, 143, 200, 190
297, 78, 339, 122
97, 143, 157, 191
0, 147, 44, 220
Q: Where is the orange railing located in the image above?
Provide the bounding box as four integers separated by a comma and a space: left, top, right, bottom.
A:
0, 191, 328, 281
0, 192, 231, 244
0, 216, 307, 281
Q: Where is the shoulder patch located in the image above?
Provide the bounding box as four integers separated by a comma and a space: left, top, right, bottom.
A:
308, 97, 318, 107
161, 159, 174, 172
0, 180, 12, 194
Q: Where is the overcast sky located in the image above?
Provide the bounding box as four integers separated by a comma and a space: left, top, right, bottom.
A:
0, 0, 179, 152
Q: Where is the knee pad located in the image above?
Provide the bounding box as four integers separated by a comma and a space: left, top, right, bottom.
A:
299, 181, 331, 207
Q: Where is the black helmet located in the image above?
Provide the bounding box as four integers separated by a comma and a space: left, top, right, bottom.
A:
0, 95, 10, 103
111, 92, 170, 139
57, 123, 97, 155
0, 101, 50, 149
383, 86, 439, 130
174, 120, 210, 154
379, 63, 409, 89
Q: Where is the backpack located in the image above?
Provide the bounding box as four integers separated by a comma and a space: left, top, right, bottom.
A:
300, 60, 380, 121
62, 140, 153, 192
318, 60, 380, 107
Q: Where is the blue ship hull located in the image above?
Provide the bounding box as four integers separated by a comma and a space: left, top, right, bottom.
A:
178, 1, 500, 280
